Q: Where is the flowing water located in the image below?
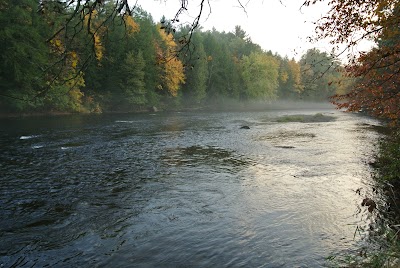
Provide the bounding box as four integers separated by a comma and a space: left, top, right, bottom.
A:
0, 108, 383, 267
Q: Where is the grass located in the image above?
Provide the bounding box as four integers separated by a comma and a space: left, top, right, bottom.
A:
327, 227, 400, 267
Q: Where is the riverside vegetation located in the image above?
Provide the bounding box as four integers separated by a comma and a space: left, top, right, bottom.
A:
0, 1, 347, 115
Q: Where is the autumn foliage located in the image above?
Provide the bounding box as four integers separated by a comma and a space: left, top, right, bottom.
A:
156, 27, 185, 96
310, 0, 400, 125
331, 45, 400, 124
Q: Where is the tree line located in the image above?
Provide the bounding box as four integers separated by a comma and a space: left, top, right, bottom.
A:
0, 0, 346, 114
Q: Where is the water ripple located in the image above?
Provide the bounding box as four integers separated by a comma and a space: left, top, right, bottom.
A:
0, 110, 383, 267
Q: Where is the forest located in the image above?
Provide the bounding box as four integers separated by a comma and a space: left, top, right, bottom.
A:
0, 0, 346, 114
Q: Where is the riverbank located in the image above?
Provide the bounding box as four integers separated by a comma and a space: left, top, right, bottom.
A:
329, 128, 400, 267
0, 100, 336, 118
0, 111, 76, 118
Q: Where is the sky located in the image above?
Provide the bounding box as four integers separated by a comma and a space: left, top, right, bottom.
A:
133, 0, 335, 60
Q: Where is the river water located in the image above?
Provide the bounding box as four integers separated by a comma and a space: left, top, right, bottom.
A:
0, 108, 383, 267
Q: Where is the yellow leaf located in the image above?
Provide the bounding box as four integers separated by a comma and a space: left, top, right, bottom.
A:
70, 51, 78, 68
124, 15, 140, 35
156, 26, 185, 95
94, 33, 103, 61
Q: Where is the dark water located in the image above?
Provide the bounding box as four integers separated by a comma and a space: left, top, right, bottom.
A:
0, 109, 382, 267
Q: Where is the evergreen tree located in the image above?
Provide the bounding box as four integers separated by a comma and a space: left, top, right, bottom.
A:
180, 29, 208, 106
0, 0, 49, 111
133, 8, 161, 107
120, 50, 147, 108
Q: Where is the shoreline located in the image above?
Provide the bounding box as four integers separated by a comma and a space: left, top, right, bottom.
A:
0, 101, 336, 119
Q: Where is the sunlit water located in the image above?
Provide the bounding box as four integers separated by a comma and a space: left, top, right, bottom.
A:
0, 108, 383, 267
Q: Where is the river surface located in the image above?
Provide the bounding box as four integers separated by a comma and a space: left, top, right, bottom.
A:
0, 108, 383, 267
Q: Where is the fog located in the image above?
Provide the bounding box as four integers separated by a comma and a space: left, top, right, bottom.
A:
200, 99, 335, 112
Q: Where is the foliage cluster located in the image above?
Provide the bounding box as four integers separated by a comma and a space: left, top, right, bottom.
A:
375, 132, 400, 184
0, 0, 346, 114
319, 0, 400, 126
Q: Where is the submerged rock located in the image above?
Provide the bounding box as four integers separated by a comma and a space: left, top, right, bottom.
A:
275, 113, 336, 123
275, 145, 295, 149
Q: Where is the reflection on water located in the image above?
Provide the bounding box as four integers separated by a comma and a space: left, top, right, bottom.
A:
0, 109, 382, 267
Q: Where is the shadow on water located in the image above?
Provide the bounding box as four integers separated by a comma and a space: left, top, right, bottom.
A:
161, 145, 252, 172
257, 130, 317, 141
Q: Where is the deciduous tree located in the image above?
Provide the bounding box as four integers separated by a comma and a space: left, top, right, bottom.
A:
278, 57, 304, 99
241, 52, 279, 100
321, 0, 400, 124
157, 26, 186, 96
300, 48, 342, 101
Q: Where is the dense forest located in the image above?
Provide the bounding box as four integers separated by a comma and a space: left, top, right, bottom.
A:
0, 0, 346, 114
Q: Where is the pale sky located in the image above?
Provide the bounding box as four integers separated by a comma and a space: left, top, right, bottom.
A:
131, 0, 329, 59
134, 0, 373, 61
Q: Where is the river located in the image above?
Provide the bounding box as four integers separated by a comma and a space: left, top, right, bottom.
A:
0, 108, 383, 267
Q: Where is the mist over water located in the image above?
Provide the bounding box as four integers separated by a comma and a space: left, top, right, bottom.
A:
0, 107, 382, 267
202, 99, 335, 112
